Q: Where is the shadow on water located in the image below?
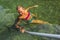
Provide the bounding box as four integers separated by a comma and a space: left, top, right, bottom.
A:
0, 27, 21, 40
0, 28, 11, 40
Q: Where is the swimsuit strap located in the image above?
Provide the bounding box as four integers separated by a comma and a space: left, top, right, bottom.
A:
25, 12, 30, 20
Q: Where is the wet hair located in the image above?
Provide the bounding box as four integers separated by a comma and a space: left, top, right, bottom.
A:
16, 6, 22, 16
16, 6, 21, 10
16, 6, 21, 13
16, 5, 24, 10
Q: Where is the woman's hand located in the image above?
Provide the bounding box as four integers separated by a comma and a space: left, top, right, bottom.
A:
33, 5, 39, 7
20, 27, 25, 33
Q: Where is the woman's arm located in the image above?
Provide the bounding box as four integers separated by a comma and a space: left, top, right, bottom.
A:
25, 5, 38, 12
31, 13, 37, 18
15, 17, 21, 28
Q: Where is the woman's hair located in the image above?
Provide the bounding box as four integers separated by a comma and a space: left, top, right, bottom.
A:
16, 5, 24, 10
16, 6, 21, 10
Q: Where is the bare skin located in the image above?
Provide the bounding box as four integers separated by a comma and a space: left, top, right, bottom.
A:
16, 5, 50, 33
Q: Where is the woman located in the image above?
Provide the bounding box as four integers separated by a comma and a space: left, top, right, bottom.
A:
15, 5, 50, 33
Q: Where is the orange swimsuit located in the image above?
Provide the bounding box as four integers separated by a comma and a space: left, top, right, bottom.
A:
24, 12, 30, 20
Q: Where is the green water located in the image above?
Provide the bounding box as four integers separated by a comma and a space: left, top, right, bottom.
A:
0, 0, 60, 40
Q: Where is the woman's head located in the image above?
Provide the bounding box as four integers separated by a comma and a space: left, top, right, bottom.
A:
17, 6, 25, 14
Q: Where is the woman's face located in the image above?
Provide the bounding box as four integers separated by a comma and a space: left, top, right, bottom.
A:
17, 6, 25, 14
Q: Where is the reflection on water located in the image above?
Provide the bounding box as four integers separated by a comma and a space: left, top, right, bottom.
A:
0, 5, 3, 10
0, 5, 10, 12
0, 5, 4, 13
